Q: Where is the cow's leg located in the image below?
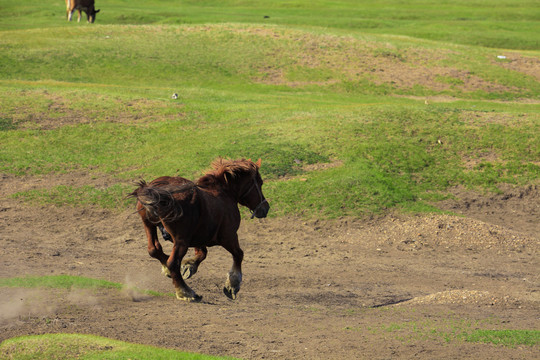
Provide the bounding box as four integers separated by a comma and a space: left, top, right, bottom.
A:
181, 247, 207, 280
167, 241, 201, 302
77, 9, 82, 22
66, 0, 71, 21
67, 10, 74, 21
222, 235, 244, 300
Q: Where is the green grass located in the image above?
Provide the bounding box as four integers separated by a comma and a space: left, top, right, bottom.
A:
0, 0, 539, 219
0, 275, 122, 289
347, 316, 540, 347
465, 329, 540, 347
5, 98, 537, 217
0, 275, 164, 297
1, 24, 538, 98
0, 0, 538, 50
0, 334, 237, 360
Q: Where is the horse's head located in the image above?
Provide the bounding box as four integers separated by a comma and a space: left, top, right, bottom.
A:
237, 159, 270, 219
210, 158, 270, 218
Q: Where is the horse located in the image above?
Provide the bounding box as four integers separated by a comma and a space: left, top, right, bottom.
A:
130, 158, 270, 302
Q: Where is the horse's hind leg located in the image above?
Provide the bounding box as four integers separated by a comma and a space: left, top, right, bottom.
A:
137, 206, 170, 277
181, 247, 207, 280
222, 235, 244, 300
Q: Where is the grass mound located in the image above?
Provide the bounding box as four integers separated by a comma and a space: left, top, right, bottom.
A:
0, 333, 236, 360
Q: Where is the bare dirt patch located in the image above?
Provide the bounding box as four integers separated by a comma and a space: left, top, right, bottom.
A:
1, 90, 185, 130
492, 54, 540, 81
0, 175, 538, 359
242, 29, 519, 94
437, 185, 540, 237
0, 172, 125, 198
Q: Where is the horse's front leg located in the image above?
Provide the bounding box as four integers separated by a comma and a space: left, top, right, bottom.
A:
167, 241, 202, 302
222, 235, 244, 300
181, 247, 207, 280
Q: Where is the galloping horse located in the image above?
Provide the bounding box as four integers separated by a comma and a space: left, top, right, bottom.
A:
130, 158, 270, 302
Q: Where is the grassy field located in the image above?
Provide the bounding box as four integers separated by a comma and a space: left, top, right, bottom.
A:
1, 0, 538, 219
0, 333, 237, 360
1, 0, 539, 50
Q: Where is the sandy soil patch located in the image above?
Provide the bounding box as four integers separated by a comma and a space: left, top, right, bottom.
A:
0, 173, 538, 359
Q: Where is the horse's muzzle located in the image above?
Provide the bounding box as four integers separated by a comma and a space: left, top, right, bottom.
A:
252, 200, 270, 219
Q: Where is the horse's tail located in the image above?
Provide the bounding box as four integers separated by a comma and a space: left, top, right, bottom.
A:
130, 180, 190, 223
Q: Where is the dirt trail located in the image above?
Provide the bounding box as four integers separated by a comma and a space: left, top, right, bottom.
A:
0, 181, 538, 359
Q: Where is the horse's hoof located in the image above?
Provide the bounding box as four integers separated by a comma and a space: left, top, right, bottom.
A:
175, 289, 202, 302
180, 295, 202, 303
181, 264, 197, 280
223, 286, 238, 300
161, 264, 171, 278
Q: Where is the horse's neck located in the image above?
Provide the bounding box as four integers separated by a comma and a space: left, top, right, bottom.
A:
197, 171, 252, 201
196, 174, 218, 188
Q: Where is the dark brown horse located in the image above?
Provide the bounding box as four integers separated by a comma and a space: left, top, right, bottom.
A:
130, 158, 270, 302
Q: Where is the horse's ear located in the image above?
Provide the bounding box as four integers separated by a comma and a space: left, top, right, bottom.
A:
255, 158, 262, 167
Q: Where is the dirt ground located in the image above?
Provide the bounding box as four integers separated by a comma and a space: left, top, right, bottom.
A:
0, 175, 538, 359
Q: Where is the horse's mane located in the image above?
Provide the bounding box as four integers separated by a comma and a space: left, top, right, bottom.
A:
197, 158, 258, 189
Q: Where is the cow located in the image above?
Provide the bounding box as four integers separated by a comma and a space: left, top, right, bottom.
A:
66, 0, 100, 23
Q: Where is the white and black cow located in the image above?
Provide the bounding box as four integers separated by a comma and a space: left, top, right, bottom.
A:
66, 0, 100, 23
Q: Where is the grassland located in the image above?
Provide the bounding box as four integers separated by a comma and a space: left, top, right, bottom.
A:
0, 333, 236, 360
1, 1, 539, 218
1, 0, 539, 50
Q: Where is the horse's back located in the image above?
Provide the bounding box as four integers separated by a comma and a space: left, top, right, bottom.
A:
149, 176, 192, 187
